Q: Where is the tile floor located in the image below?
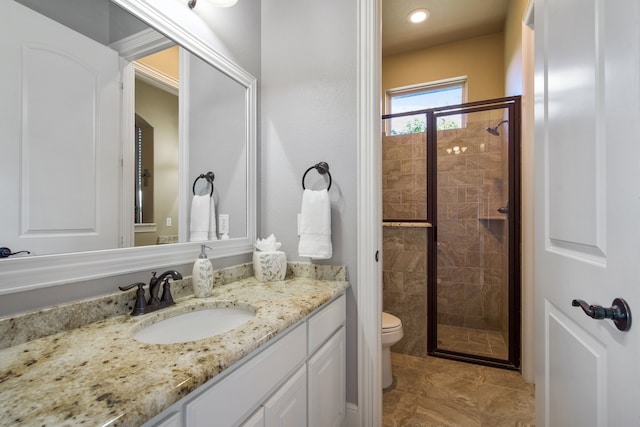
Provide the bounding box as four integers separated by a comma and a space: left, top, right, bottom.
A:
383, 352, 535, 426
437, 325, 508, 359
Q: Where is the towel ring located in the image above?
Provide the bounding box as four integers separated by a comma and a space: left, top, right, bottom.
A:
302, 161, 332, 191
192, 171, 215, 196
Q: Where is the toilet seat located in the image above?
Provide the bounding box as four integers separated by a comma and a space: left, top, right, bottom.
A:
382, 312, 402, 333
381, 312, 403, 389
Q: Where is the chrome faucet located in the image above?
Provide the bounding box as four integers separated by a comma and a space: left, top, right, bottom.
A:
119, 270, 183, 316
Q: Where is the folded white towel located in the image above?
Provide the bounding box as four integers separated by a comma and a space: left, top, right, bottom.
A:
298, 189, 332, 259
190, 195, 210, 242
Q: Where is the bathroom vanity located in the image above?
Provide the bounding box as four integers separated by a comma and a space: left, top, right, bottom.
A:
0, 264, 348, 426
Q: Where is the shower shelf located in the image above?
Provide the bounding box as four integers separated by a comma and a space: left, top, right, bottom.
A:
382, 221, 432, 228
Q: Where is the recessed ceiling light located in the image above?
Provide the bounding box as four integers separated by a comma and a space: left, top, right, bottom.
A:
408, 8, 430, 24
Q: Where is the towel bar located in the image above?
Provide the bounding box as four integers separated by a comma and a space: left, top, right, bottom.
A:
192, 171, 215, 196
302, 161, 332, 191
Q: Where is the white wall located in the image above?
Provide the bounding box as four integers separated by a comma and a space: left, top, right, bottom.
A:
261, 0, 359, 405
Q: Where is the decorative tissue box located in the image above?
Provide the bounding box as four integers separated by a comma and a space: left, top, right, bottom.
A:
253, 251, 287, 282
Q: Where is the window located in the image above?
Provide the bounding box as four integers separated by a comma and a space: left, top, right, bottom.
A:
385, 77, 467, 135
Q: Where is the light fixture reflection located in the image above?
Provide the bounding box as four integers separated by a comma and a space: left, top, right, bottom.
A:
446, 146, 467, 155
189, 0, 239, 9
408, 9, 430, 24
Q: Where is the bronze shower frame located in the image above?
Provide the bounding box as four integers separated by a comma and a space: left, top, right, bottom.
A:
382, 96, 522, 370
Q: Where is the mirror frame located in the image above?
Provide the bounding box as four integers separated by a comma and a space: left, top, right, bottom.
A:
0, 0, 257, 294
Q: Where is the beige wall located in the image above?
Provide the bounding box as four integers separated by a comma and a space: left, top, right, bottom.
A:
137, 46, 180, 81
503, 0, 536, 384
505, 0, 529, 96
134, 79, 179, 247
382, 32, 506, 114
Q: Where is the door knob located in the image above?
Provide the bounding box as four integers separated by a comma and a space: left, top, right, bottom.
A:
0, 247, 31, 258
571, 298, 631, 331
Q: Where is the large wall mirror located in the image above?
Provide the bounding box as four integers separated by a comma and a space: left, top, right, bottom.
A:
0, 0, 257, 293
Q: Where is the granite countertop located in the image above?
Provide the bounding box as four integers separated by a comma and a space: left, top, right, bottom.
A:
0, 263, 348, 426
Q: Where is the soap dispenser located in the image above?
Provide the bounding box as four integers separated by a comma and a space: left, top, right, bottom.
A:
192, 245, 213, 298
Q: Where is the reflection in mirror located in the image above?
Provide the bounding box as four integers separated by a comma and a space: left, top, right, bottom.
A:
134, 113, 155, 225
1, 0, 250, 256
134, 47, 180, 247
181, 50, 248, 243
0, 0, 256, 292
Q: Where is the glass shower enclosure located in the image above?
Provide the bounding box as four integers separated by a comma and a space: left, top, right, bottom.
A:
382, 96, 521, 369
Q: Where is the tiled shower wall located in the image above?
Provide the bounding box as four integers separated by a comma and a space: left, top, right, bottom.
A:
436, 119, 507, 333
382, 227, 428, 356
382, 132, 428, 356
382, 119, 509, 357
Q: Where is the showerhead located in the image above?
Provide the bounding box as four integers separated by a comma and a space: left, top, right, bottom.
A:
486, 120, 508, 136
486, 127, 500, 136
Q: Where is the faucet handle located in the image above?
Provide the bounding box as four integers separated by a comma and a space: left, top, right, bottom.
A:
160, 277, 175, 306
119, 282, 144, 292
119, 282, 147, 316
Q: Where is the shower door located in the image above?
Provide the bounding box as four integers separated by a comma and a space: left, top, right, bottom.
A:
427, 97, 521, 369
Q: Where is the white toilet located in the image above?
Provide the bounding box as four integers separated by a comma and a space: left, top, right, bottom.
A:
381, 311, 404, 389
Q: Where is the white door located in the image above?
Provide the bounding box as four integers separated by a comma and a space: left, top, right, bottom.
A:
534, 0, 640, 425
0, 0, 121, 256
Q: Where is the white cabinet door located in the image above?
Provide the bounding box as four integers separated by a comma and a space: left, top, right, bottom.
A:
308, 327, 346, 427
185, 325, 306, 426
152, 412, 181, 427
263, 366, 307, 427
240, 408, 264, 427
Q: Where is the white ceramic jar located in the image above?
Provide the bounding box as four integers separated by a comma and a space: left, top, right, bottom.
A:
253, 251, 287, 282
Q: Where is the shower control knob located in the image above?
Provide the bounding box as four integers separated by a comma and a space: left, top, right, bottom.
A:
571, 298, 631, 332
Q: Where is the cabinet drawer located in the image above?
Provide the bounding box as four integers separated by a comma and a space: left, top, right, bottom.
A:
307, 295, 345, 354
185, 323, 306, 426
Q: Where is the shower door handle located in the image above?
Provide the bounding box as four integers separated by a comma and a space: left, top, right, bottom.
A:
571, 298, 632, 331
497, 206, 509, 214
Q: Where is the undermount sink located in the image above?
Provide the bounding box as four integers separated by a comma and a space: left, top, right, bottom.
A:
132, 306, 255, 344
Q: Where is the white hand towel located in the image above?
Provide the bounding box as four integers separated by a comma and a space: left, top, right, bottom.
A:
298, 189, 332, 259
189, 195, 210, 242
208, 195, 218, 240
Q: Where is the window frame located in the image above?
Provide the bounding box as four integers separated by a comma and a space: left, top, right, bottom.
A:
384, 76, 468, 135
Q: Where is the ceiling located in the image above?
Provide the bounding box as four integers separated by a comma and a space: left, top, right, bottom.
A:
382, 0, 511, 56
